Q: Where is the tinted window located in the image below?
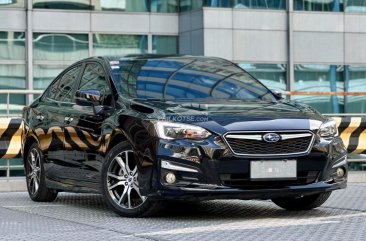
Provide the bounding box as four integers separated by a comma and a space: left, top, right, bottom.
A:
78, 63, 112, 106
111, 58, 276, 102
46, 65, 82, 102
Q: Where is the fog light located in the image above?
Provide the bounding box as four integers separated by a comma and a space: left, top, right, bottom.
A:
336, 167, 345, 178
165, 172, 176, 184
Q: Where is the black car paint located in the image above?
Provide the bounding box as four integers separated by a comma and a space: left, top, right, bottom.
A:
22, 55, 347, 201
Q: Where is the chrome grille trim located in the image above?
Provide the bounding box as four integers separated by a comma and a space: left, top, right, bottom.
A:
280, 133, 313, 140
223, 130, 315, 157
225, 134, 262, 140
225, 133, 313, 141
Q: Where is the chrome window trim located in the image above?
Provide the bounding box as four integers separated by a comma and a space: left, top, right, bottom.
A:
222, 130, 315, 157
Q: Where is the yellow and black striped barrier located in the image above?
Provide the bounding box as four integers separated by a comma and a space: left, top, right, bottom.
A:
334, 117, 366, 154
0, 118, 23, 159
0, 117, 365, 159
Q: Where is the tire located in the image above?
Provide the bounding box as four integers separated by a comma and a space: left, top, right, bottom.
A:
271, 192, 332, 211
25, 143, 58, 202
101, 142, 164, 217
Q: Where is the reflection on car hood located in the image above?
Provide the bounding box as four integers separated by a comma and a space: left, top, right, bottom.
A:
130, 99, 325, 133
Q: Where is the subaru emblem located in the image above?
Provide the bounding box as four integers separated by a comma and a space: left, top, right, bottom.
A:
263, 133, 281, 143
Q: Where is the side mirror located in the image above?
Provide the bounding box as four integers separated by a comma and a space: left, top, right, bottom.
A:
75, 89, 102, 106
271, 89, 283, 98
93, 105, 113, 117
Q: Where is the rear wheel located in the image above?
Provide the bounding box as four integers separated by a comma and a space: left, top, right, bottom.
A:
25, 143, 58, 202
271, 192, 332, 211
102, 142, 164, 217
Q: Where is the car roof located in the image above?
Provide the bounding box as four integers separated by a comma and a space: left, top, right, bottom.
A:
80, 54, 234, 66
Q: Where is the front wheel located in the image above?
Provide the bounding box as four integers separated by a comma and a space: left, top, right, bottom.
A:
271, 192, 332, 211
25, 143, 58, 202
102, 142, 164, 217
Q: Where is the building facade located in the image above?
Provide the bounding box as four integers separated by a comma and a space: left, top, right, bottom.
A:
1, 0, 366, 115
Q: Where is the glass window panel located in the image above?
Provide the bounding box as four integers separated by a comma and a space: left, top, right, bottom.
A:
92, 0, 148, 12
151, 0, 178, 12
294, 64, 344, 113
45, 78, 60, 100
0, 0, 25, 8
78, 63, 112, 105
0, 64, 25, 89
79, 63, 106, 91
345, 65, 366, 113
0, 94, 25, 115
293, 94, 342, 114
33, 0, 92, 10
350, 159, 366, 169
0, 64, 25, 114
203, 0, 232, 8
152, 36, 178, 54
294, 0, 343, 12
180, 0, 190, 11
0, 32, 25, 60
11, 158, 23, 165
345, 0, 366, 13
10, 169, 25, 177
180, 0, 203, 11
33, 65, 68, 90
233, 0, 286, 9
239, 64, 287, 91
181, 0, 286, 10
54, 65, 83, 102
93, 34, 147, 56
33, 33, 88, 61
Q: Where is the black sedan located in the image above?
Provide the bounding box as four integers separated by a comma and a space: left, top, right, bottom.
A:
21, 55, 347, 217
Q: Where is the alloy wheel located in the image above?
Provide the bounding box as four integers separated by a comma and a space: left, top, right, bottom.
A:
106, 150, 147, 209
26, 148, 41, 195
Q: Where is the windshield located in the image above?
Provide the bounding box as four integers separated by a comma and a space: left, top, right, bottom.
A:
110, 58, 277, 102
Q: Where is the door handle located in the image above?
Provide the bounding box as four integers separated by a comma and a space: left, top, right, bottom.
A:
64, 116, 74, 123
36, 114, 44, 121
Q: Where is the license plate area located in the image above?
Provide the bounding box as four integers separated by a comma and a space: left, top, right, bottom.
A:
250, 160, 297, 180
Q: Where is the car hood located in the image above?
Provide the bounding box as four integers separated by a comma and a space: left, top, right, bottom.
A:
129, 99, 326, 134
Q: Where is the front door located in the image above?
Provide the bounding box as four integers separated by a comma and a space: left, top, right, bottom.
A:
39, 64, 84, 183
63, 62, 114, 186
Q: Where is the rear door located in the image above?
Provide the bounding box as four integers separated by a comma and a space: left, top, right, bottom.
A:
63, 61, 114, 186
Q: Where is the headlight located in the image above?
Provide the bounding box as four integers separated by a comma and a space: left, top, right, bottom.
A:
318, 120, 338, 138
155, 121, 211, 140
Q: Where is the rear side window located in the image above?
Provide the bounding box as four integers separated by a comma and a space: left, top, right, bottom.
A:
46, 65, 82, 102
78, 62, 112, 106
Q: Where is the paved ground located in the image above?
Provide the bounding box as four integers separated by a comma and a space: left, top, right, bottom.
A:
0, 184, 365, 241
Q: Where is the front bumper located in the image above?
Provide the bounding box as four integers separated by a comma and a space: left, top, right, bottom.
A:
142, 134, 348, 200
149, 180, 347, 201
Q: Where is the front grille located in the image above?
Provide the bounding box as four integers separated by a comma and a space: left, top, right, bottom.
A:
220, 171, 319, 189
224, 131, 314, 156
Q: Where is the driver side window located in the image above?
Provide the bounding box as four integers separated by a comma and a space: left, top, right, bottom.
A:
77, 62, 112, 106
46, 65, 82, 102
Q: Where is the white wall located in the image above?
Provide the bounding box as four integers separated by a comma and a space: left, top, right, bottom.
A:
183, 8, 288, 64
